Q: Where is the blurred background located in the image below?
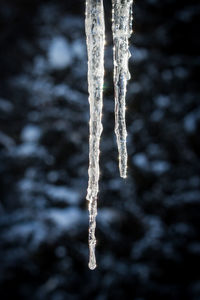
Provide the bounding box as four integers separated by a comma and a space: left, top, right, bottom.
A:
0, 0, 200, 299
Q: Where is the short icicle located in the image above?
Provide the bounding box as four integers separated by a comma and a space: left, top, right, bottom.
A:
112, 0, 133, 178
85, 0, 105, 270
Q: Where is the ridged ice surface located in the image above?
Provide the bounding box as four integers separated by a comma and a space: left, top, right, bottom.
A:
112, 0, 133, 178
85, 0, 105, 270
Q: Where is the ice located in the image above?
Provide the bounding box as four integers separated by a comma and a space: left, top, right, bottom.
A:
112, 0, 133, 178
85, 0, 105, 270
85, 0, 133, 269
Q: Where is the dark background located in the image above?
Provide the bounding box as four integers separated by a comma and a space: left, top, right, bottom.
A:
0, 0, 200, 299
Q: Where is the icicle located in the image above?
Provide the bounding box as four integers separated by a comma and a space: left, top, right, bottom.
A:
85, 0, 105, 270
112, 0, 133, 178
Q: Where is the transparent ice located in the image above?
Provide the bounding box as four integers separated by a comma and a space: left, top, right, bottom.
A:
85, 0, 105, 270
85, 0, 133, 270
112, 0, 133, 178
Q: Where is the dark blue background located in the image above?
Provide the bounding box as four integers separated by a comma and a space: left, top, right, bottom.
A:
0, 0, 200, 299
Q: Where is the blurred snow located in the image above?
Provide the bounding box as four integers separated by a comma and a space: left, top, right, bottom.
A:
18, 178, 81, 206
184, 110, 200, 133
188, 243, 200, 254
174, 66, 188, 79
130, 119, 144, 133
71, 39, 86, 60
154, 95, 170, 108
150, 109, 164, 122
44, 207, 86, 231
133, 153, 172, 176
21, 124, 41, 143
146, 143, 161, 157
165, 191, 200, 206
0, 98, 13, 112
151, 160, 170, 175
132, 216, 164, 259
98, 208, 120, 226
133, 153, 149, 171
0, 2, 200, 299
0, 131, 15, 149
14, 143, 48, 159
44, 185, 80, 205
2, 220, 47, 250
131, 46, 148, 62
48, 36, 72, 69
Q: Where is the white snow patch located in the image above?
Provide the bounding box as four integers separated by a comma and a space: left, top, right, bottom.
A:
98, 208, 120, 225
151, 160, 170, 175
53, 84, 87, 107
4, 221, 46, 249
165, 191, 200, 206
130, 119, 144, 133
154, 95, 170, 108
184, 110, 200, 133
174, 66, 188, 78
48, 36, 72, 69
133, 153, 149, 171
47, 171, 59, 183
33, 56, 47, 75
45, 208, 85, 230
21, 124, 41, 143
0, 98, 13, 112
146, 143, 161, 157
0, 131, 15, 149
132, 216, 164, 259
150, 109, 164, 122
15, 143, 47, 158
71, 39, 86, 59
108, 178, 122, 190
45, 184, 80, 205
18, 178, 36, 192
131, 46, 148, 62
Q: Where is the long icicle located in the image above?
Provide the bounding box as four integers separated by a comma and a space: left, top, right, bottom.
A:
85, 0, 105, 270
112, 0, 133, 178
